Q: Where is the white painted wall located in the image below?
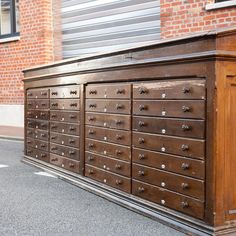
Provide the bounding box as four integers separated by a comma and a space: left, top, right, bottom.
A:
0, 105, 24, 127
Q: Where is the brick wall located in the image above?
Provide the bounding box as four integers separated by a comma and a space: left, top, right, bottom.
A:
161, 0, 236, 39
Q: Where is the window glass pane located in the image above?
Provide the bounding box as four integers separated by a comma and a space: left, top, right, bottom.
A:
15, 0, 19, 32
0, 0, 11, 35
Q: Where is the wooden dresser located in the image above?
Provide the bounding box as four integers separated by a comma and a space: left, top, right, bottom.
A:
22, 28, 236, 236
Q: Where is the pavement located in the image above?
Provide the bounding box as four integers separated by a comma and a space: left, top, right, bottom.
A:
0, 126, 24, 141
0, 139, 185, 236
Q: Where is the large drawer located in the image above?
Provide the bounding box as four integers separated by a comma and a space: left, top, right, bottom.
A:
27, 99, 50, 110
133, 100, 205, 119
86, 83, 131, 99
26, 147, 50, 163
26, 110, 50, 120
132, 180, 204, 219
85, 152, 131, 177
50, 99, 80, 111
50, 132, 80, 148
27, 89, 49, 99
50, 85, 80, 99
85, 112, 131, 130
132, 163, 204, 200
50, 154, 80, 174
133, 116, 205, 139
50, 122, 80, 136
50, 110, 80, 123
85, 126, 131, 146
85, 139, 131, 162
133, 148, 205, 179
133, 132, 205, 159
86, 99, 131, 114
26, 119, 49, 130
26, 128, 49, 141
85, 165, 131, 193
50, 143, 80, 160
133, 80, 205, 100
27, 138, 49, 152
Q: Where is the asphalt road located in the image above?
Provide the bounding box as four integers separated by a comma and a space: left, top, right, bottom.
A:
0, 139, 185, 236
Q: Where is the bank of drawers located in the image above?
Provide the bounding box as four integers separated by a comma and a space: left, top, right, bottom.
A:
85, 83, 132, 193
132, 79, 206, 219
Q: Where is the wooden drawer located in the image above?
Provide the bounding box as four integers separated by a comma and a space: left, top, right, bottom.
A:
50, 154, 80, 174
27, 138, 49, 152
50, 143, 79, 160
27, 99, 50, 110
85, 126, 131, 146
50, 122, 80, 136
50, 85, 80, 98
26, 110, 50, 120
132, 163, 204, 200
133, 116, 205, 139
26, 128, 49, 141
27, 89, 49, 99
50, 99, 80, 111
133, 80, 205, 100
26, 119, 49, 130
50, 111, 80, 123
86, 139, 131, 162
26, 147, 50, 163
86, 83, 131, 99
85, 165, 131, 193
133, 100, 205, 119
133, 132, 205, 159
132, 180, 204, 219
133, 148, 205, 179
50, 132, 80, 148
85, 112, 131, 130
85, 152, 131, 177
86, 99, 131, 114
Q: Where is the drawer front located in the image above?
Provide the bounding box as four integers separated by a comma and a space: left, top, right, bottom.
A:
27, 89, 49, 99
50, 111, 80, 123
85, 113, 131, 130
133, 148, 205, 179
86, 139, 131, 162
86, 99, 131, 114
85, 152, 131, 177
26, 129, 49, 141
85, 165, 131, 193
26, 119, 49, 130
27, 99, 50, 110
50, 132, 80, 148
50, 86, 80, 98
50, 154, 63, 166
133, 132, 205, 159
133, 116, 205, 139
27, 138, 49, 152
133, 80, 205, 100
50, 122, 80, 136
26, 110, 50, 120
132, 164, 204, 200
50, 143, 80, 160
86, 84, 131, 99
132, 180, 204, 219
50, 99, 80, 111
133, 100, 205, 119
26, 148, 50, 163
85, 126, 131, 146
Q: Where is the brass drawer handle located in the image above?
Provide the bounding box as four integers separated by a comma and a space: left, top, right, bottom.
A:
51, 158, 58, 161
138, 138, 145, 144
88, 130, 95, 135
70, 114, 77, 119
181, 183, 189, 190
51, 114, 57, 118
27, 92, 33, 97
138, 170, 145, 176
89, 104, 97, 108
28, 122, 33, 126
138, 121, 146, 127
51, 136, 57, 140
181, 163, 190, 170
138, 154, 145, 160
41, 133, 46, 137
69, 151, 76, 155
51, 92, 58, 95
88, 143, 94, 148
181, 201, 189, 208
41, 92, 47, 96
138, 87, 148, 94
138, 187, 145, 193
88, 169, 94, 174
69, 139, 75, 144
69, 162, 75, 167
41, 154, 47, 158
183, 87, 191, 94
181, 144, 189, 151
40, 144, 46, 148
28, 103, 33, 106
41, 103, 47, 107
116, 104, 123, 110
51, 125, 57, 129
70, 90, 77, 95
27, 150, 33, 154
88, 156, 94, 161
182, 124, 191, 131
41, 124, 47, 128
89, 90, 97, 95
51, 103, 58, 107
115, 150, 122, 155
115, 120, 122, 125
115, 179, 123, 185
116, 135, 123, 140
69, 127, 76, 131
27, 140, 32, 144
27, 112, 33, 115
51, 147, 57, 151
115, 164, 122, 170
70, 103, 78, 107
40, 112, 46, 117
139, 105, 147, 111
182, 106, 191, 112
116, 89, 125, 94
88, 116, 95, 121
27, 131, 33, 135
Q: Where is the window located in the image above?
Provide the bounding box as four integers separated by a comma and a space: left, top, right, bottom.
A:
0, 0, 19, 38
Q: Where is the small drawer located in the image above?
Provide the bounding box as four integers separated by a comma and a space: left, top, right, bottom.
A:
86, 84, 131, 99
26, 138, 49, 152
132, 163, 204, 200
133, 100, 205, 119
85, 126, 131, 146
50, 99, 80, 111
133, 80, 206, 100
26, 119, 49, 130
85, 152, 131, 177
50, 85, 80, 98
133, 132, 205, 160
27, 99, 50, 110
26, 110, 50, 120
50, 122, 80, 136
26, 128, 49, 141
50, 111, 80, 123
85, 139, 131, 162
26, 147, 50, 163
85, 113, 131, 131
27, 89, 49, 99
50, 132, 80, 148
133, 148, 205, 179
86, 99, 131, 114
132, 180, 204, 219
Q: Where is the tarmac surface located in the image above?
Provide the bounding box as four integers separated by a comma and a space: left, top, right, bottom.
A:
0, 139, 185, 236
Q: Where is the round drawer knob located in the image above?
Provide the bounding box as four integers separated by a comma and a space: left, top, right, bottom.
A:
181, 183, 189, 190
138, 170, 145, 176
161, 200, 166, 205
181, 163, 190, 170
181, 201, 189, 208
138, 187, 145, 193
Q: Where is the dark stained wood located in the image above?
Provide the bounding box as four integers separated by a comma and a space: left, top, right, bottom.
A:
50, 99, 80, 111
50, 85, 80, 98
50, 132, 80, 148
50, 122, 80, 136
50, 110, 80, 123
